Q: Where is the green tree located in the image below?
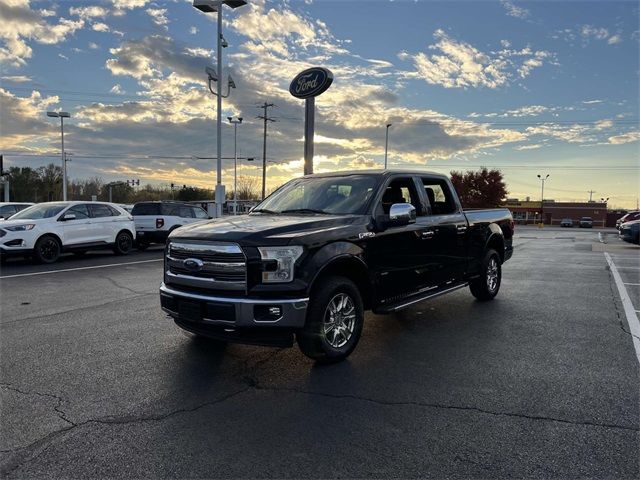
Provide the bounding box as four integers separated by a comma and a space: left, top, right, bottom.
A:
36, 164, 63, 202
6, 166, 40, 202
450, 167, 508, 208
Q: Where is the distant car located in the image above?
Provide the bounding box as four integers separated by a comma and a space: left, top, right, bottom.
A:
119, 204, 135, 213
619, 220, 640, 245
0, 201, 135, 263
131, 201, 211, 249
560, 218, 573, 227
579, 217, 593, 228
0, 202, 34, 219
616, 211, 640, 230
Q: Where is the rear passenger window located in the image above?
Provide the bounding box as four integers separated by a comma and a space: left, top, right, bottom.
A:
421, 178, 457, 215
107, 206, 122, 216
193, 207, 209, 219
161, 204, 180, 216
68, 204, 90, 219
179, 207, 194, 218
90, 204, 113, 218
132, 204, 160, 215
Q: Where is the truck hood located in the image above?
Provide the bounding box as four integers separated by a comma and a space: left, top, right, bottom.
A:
169, 213, 368, 246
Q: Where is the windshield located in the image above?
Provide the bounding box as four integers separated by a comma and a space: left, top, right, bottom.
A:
254, 175, 378, 215
10, 203, 67, 220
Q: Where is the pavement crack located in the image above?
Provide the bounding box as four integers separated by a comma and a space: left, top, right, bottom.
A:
0, 383, 75, 427
252, 386, 640, 433
102, 275, 150, 295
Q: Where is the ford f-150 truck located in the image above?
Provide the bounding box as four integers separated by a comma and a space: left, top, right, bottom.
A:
160, 170, 514, 362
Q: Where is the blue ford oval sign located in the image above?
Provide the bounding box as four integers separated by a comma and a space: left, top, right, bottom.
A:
289, 67, 333, 99
183, 258, 204, 272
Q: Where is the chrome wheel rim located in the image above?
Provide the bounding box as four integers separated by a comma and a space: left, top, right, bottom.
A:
39, 239, 59, 261
323, 293, 356, 348
486, 257, 499, 292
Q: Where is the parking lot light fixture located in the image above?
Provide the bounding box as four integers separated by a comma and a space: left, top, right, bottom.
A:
228, 116, 243, 215
537, 174, 549, 226
193, 0, 248, 218
46, 110, 71, 201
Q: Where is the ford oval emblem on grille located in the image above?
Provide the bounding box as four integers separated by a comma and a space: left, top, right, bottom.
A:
183, 258, 204, 272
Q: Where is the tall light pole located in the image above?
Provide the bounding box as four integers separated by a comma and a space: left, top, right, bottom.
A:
47, 111, 71, 201
537, 174, 549, 225
384, 123, 392, 169
193, 0, 247, 217
228, 116, 242, 215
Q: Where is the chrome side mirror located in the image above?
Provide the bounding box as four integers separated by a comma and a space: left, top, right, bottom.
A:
389, 203, 416, 226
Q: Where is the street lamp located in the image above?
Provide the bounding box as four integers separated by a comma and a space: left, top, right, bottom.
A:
47, 111, 71, 201
537, 174, 549, 226
384, 123, 392, 169
228, 116, 242, 215
193, 0, 247, 218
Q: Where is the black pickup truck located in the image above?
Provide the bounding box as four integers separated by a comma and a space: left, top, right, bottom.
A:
160, 170, 514, 362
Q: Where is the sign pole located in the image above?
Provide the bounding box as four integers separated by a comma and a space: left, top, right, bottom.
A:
304, 97, 315, 175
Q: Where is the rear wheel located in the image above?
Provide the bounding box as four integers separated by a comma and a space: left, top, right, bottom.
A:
34, 235, 61, 264
469, 249, 501, 301
113, 231, 133, 255
297, 276, 364, 363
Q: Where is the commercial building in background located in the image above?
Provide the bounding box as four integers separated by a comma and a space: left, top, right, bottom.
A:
504, 199, 609, 227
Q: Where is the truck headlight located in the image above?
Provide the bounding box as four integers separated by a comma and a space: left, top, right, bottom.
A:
258, 246, 303, 283
5, 224, 35, 231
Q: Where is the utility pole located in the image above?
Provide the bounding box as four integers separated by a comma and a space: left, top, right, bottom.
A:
587, 190, 596, 202
257, 102, 275, 200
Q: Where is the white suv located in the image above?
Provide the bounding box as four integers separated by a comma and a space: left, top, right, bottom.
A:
131, 201, 210, 249
0, 201, 135, 263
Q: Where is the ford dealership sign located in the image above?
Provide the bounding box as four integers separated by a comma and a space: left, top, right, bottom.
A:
289, 67, 333, 99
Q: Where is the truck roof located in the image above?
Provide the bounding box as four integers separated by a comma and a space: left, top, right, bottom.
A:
302, 169, 449, 180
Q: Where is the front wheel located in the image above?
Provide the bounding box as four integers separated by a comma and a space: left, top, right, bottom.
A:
34, 235, 61, 264
297, 276, 364, 363
469, 249, 502, 301
113, 231, 133, 255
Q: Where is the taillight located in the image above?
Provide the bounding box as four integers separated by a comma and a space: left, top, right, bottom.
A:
156, 218, 164, 229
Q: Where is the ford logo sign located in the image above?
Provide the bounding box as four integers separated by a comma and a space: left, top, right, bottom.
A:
183, 258, 204, 272
289, 67, 333, 99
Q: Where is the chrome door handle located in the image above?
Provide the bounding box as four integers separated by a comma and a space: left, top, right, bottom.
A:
456, 225, 468, 234
421, 230, 435, 240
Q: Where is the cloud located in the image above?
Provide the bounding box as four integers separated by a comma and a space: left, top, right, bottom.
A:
110, 84, 124, 94
89, 42, 100, 50
0, 88, 59, 150
0, 0, 85, 67
189, 26, 198, 35
581, 25, 609, 40
1, 75, 31, 83
146, 8, 168, 27
582, 99, 603, 104
556, 25, 623, 46
500, 0, 530, 19
607, 131, 640, 145
92, 22, 110, 32
400, 30, 553, 89
110, 0, 150, 10
69, 5, 109, 20
58, 53, 69, 60
607, 34, 622, 45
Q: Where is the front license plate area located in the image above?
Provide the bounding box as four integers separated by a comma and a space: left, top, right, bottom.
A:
178, 301, 202, 322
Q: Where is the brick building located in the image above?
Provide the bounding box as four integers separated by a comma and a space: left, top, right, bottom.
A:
503, 199, 608, 227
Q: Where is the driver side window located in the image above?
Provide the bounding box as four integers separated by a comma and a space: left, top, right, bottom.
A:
378, 177, 421, 215
67, 204, 90, 219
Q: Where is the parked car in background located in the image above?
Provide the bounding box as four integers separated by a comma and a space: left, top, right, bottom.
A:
0, 202, 34, 219
132, 201, 211, 249
120, 204, 135, 213
560, 218, 573, 227
616, 211, 640, 230
160, 170, 514, 362
579, 217, 593, 228
619, 220, 640, 245
0, 201, 135, 263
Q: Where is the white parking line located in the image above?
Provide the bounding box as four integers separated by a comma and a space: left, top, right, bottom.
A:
605, 252, 640, 366
624, 283, 640, 286
0, 259, 163, 279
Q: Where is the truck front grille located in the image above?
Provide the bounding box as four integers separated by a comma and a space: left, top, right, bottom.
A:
166, 241, 246, 291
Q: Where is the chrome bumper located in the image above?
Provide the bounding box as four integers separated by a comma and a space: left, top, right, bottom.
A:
159, 283, 309, 328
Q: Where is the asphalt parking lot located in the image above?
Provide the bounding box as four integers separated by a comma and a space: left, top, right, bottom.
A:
1, 228, 638, 478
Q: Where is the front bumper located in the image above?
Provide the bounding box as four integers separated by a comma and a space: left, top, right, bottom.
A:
136, 230, 169, 244
160, 283, 309, 330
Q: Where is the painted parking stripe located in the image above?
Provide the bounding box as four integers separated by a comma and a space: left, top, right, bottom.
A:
0, 259, 163, 279
605, 252, 640, 365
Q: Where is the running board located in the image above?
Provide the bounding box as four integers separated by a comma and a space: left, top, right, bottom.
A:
375, 282, 468, 314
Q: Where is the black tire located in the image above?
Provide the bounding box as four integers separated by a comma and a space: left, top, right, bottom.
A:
136, 242, 149, 251
297, 275, 364, 363
33, 235, 61, 264
469, 249, 502, 301
113, 231, 133, 255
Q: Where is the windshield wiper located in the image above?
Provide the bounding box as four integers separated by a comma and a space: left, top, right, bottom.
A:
251, 208, 279, 214
281, 208, 328, 214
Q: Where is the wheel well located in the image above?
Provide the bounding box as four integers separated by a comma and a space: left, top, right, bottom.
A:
36, 233, 62, 247
311, 257, 372, 310
116, 229, 133, 238
487, 235, 505, 262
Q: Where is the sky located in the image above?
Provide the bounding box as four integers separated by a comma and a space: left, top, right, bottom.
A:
0, 0, 638, 208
